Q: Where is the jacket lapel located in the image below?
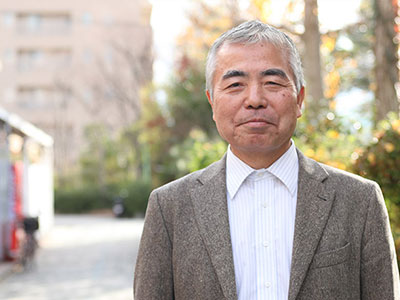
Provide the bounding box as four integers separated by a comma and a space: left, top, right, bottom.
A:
189, 155, 238, 300
189, 150, 335, 300
288, 150, 336, 300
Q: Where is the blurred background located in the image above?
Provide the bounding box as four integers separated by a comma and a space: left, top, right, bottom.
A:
0, 0, 399, 298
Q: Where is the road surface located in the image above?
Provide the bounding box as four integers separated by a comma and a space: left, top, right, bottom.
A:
0, 214, 144, 300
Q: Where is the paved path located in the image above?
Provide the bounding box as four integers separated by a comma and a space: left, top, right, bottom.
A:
0, 214, 144, 300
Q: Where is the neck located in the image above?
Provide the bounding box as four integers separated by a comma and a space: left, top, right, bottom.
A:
230, 142, 292, 169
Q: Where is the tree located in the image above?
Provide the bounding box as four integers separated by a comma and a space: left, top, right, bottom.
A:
374, 0, 399, 122
165, 0, 244, 143
78, 123, 138, 189
165, 56, 216, 141
51, 22, 153, 178
71, 25, 153, 128
302, 0, 325, 123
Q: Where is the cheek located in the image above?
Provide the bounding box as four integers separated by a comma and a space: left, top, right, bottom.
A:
275, 102, 299, 125
277, 92, 298, 111
215, 110, 231, 127
213, 95, 243, 126
214, 102, 236, 120
279, 90, 297, 99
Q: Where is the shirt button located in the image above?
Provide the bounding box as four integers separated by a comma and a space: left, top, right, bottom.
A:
265, 282, 271, 288
257, 172, 263, 177
262, 202, 268, 208
263, 241, 269, 247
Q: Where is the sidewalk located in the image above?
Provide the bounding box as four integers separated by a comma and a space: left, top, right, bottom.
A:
0, 261, 14, 281
0, 215, 144, 300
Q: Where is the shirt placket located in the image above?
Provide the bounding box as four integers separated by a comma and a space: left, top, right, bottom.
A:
254, 173, 276, 300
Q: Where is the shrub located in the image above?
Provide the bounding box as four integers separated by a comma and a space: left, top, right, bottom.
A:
294, 115, 363, 171
55, 180, 152, 217
353, 115, 400, 205
352, 114, 400, 261
169, 129, 227, 176
55, 186, 111, 213
121, 180, 152, 217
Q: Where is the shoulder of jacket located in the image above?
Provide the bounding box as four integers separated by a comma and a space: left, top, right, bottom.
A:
152, 155, 226, 196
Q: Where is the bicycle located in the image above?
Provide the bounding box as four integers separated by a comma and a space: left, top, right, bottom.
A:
16, 217, 39, 271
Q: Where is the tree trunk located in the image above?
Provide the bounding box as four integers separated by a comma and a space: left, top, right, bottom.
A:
374, 0, 399, 122
302, 0, 325, 124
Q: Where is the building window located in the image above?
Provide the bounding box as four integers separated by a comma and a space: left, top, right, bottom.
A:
17, 86, 58, 109
3, 49, 16, 65
2, 12, 15, 28
16, 12, 71, 34
17, 49, 43, 72
26, 14, 41, 32
81, 12, 93, 25
17, 48, 71, 72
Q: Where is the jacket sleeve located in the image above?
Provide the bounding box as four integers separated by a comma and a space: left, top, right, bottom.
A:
134, 190, 174, 300
361, 182, 400, 299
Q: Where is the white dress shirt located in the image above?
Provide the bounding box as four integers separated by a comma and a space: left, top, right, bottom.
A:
226, 142, 299, 300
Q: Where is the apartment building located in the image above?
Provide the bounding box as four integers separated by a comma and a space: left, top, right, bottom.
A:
0, 0, 153, 174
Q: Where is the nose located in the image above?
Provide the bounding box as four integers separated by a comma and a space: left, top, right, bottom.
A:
245, 84, 267, 109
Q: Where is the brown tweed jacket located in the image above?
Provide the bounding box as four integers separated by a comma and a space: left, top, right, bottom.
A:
134, 150, 400, 299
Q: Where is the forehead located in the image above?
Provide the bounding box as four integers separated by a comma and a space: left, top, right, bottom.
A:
214, 41, 290, 74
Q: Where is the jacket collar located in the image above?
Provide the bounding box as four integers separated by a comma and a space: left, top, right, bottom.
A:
288, 149, 335, 300
190, 155, 238, 300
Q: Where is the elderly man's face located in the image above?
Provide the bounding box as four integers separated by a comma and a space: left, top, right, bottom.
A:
206, 42, 304, 167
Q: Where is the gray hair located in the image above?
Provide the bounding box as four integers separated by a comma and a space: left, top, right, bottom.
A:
205, 20, 304, 100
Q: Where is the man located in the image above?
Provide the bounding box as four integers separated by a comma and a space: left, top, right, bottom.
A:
134, 20, 399, 299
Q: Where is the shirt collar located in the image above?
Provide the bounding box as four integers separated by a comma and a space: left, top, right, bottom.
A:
226, 141, 299, 199
226, 145, 254, 200
268, 142, 298, 196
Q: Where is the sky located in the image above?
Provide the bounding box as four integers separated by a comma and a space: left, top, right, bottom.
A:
149, 0, 192, 84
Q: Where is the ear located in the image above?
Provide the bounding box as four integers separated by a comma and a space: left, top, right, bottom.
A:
296, 86, 305, 118
206, 90, 213, 108
206, 90, 217, 122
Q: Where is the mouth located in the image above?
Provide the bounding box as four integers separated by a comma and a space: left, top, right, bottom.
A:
239, 118, 276, 127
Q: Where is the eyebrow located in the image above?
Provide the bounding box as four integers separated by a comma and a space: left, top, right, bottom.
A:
222, 68, 289, 81
260, 68, 289, 80
222, 70, 248, 80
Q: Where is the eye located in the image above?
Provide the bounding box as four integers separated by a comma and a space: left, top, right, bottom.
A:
265, 81, 281, 86
228, 82, 242, 88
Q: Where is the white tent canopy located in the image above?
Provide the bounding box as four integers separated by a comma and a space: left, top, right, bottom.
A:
0, 107, 53, 147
